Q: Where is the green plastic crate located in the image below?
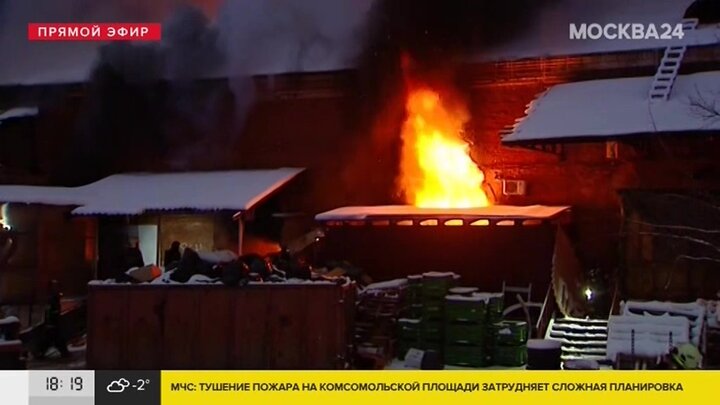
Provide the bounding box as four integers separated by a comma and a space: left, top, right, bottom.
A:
422, 321, 444, 342
407, 303, 423, 318
479, 293, 504, 321
494, 320, 528, 346
444, 344, 487, 368
398, 319, 423, 340
445, 323, 487, 345
493, 345, 527, 367
421, 273, 455, 298
445, 300, 486, 323
422, 300, 444, 320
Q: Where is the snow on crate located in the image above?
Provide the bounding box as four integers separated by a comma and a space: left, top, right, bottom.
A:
0, 316, 19, 326
422, 271, 457, 278
364, 279, 408, 290
445, 292, 503, 303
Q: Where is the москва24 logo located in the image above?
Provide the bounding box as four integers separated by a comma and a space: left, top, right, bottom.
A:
569, 23, 685, 40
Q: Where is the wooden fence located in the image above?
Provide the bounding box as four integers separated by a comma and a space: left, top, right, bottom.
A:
87, 283, 355, 369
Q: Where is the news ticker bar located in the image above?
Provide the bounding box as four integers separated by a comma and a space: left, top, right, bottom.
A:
1, 370, 718, 405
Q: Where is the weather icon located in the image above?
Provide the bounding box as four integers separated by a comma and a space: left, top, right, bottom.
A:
106, 378, 131, 393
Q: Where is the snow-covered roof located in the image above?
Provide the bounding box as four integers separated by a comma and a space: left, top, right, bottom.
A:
503, 71, 720, 143
315, 205, 570, 221
0, 0, 718, 87
0, 168, 303, 215
0, 107, 38, 122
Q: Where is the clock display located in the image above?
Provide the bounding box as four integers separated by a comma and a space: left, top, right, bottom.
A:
45, 375, 83, 391
31, 370, 94, 401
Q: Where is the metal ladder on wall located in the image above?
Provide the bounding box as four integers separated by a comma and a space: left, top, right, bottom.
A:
648, 18, 699, 102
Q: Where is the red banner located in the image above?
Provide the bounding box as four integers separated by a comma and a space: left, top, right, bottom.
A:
28, 23, 162, 41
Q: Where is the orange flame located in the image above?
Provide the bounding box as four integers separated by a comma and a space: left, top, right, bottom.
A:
398, 87, 491, 208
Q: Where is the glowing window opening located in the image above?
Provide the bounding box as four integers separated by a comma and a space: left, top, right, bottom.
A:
443, 219, 464, 226
419, 219, 438, 226
470, 219, 490, 226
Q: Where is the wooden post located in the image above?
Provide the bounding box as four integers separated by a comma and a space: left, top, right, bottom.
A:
237, 218, 244, 256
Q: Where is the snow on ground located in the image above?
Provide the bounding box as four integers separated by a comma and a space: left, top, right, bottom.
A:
505, 71, 720, 143
0, 168, 304, 215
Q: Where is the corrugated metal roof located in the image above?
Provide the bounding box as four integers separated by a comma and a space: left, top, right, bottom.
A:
0, 168, 304, 215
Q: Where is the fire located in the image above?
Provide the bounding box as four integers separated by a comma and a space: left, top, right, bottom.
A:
398, 87, 490, 208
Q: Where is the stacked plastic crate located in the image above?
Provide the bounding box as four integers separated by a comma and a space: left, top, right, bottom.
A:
482, 292, 505, 366
493, 320, 529, 366
420, 272, 457, 355
444, 290, 489, 367
397, 275, 423, 359
355, 279, 409, 365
